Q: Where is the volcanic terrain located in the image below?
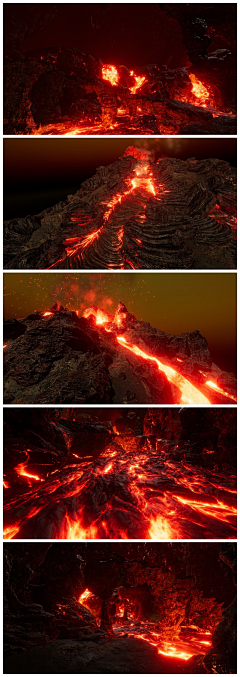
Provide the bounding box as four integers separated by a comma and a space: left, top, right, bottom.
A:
4, 147, 237, 270
3, 302, 237, 405
4, 543, 236, 673
4, 5, 236, 135
3, 408, 237, 541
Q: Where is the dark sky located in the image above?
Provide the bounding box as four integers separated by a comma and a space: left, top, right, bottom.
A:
20, 4, 186, 69
3, 273, 236, 375
4, 138, 237, 220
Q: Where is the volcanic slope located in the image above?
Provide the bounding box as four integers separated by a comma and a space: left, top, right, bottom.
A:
3, 302, 237, 405
4, 148, 237, 270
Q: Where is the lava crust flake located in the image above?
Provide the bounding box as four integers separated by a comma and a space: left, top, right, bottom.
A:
3, 302, 237, 405
4, 148, 237, 270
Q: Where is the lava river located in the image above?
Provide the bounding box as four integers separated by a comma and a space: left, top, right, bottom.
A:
3, 436, 236, 540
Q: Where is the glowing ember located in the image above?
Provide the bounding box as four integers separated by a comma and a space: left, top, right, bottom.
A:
62, 514, 97, 540
102, 65, 119, 86
3, 344, 7, 349
3, 480, 10, 489
43, 311, 53, 317
148, 515, 177, 540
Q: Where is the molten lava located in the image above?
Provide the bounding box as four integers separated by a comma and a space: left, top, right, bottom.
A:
102, 65, 119, 86
116, 335, 211, 405
189, 73, 210, 107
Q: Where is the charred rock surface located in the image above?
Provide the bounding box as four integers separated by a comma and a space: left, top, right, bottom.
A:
4, 148, 237, 270
4, 543, 236, 674
3, 303, 237, 405
3, 408, 237, 540
3, 4, 236, 138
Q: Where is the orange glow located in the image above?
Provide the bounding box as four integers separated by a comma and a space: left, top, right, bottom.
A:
148, 515, 177, 540
3, 480, 10, 489
129, 71, 146, 94
78, 588, 92, 604
43, 311, 53, 317
83, 306, 112, 326
63, 514, 97, 539
14, 463, 44, 484
102, 462, 113, 474
189, 73, 210, 107
174, 495, 237, 523
3, 344, 7, 349
116, 335, 211, 405
205, 380, 237, 402
102, 65, 119, 86
3, 525, 20, 539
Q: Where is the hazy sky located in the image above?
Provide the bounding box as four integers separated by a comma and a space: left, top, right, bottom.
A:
3, 272, 236, 374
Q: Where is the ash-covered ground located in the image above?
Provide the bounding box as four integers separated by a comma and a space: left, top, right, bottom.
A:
4, 148, 237, 270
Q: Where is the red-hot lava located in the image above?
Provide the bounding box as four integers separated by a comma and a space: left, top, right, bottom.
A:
3, 428, 236, 540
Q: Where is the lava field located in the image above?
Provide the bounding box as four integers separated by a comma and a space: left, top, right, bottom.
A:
3, 302, 237, 405
3, 408, 237, 541
4, 543, 236, 673
4, 147, 237, 270
4, 5, 236, 135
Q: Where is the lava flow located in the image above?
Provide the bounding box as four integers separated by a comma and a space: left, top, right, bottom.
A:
48, 159, 158, 270
3, 426, 237, 540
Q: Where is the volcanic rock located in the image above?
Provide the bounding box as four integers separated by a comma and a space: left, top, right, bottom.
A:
3, 304, 237, 405
4, 150, 237, 270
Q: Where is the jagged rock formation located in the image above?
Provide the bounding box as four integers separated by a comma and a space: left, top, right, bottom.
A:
3, 4, 236, 135
3, 303, 237, 405
4, 148, 237, 270
4, 543, 236, 674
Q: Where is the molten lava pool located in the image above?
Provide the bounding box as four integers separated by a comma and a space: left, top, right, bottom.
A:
3, 435, 236, 540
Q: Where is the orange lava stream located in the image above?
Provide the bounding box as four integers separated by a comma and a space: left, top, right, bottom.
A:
116, 335, 211, 405
3, 479, 10, 489
204, 380, 237, 402
61, 514, 97, 539
79, 588, 92, 604
173, 495, 237, 523
14, 462, 44, 486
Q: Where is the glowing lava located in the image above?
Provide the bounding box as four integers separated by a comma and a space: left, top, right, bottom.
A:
116, 335, 211, 405
189, 73, 210, 107
102, 65, 119, 86
129, 71, 146, 94
78, 588, 92, 604
205, 380, 237, 403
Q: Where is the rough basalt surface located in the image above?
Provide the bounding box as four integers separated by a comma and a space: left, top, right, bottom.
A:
4, 543, 236, 674
3, 149, 237, 270
3, 303, 237, 405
